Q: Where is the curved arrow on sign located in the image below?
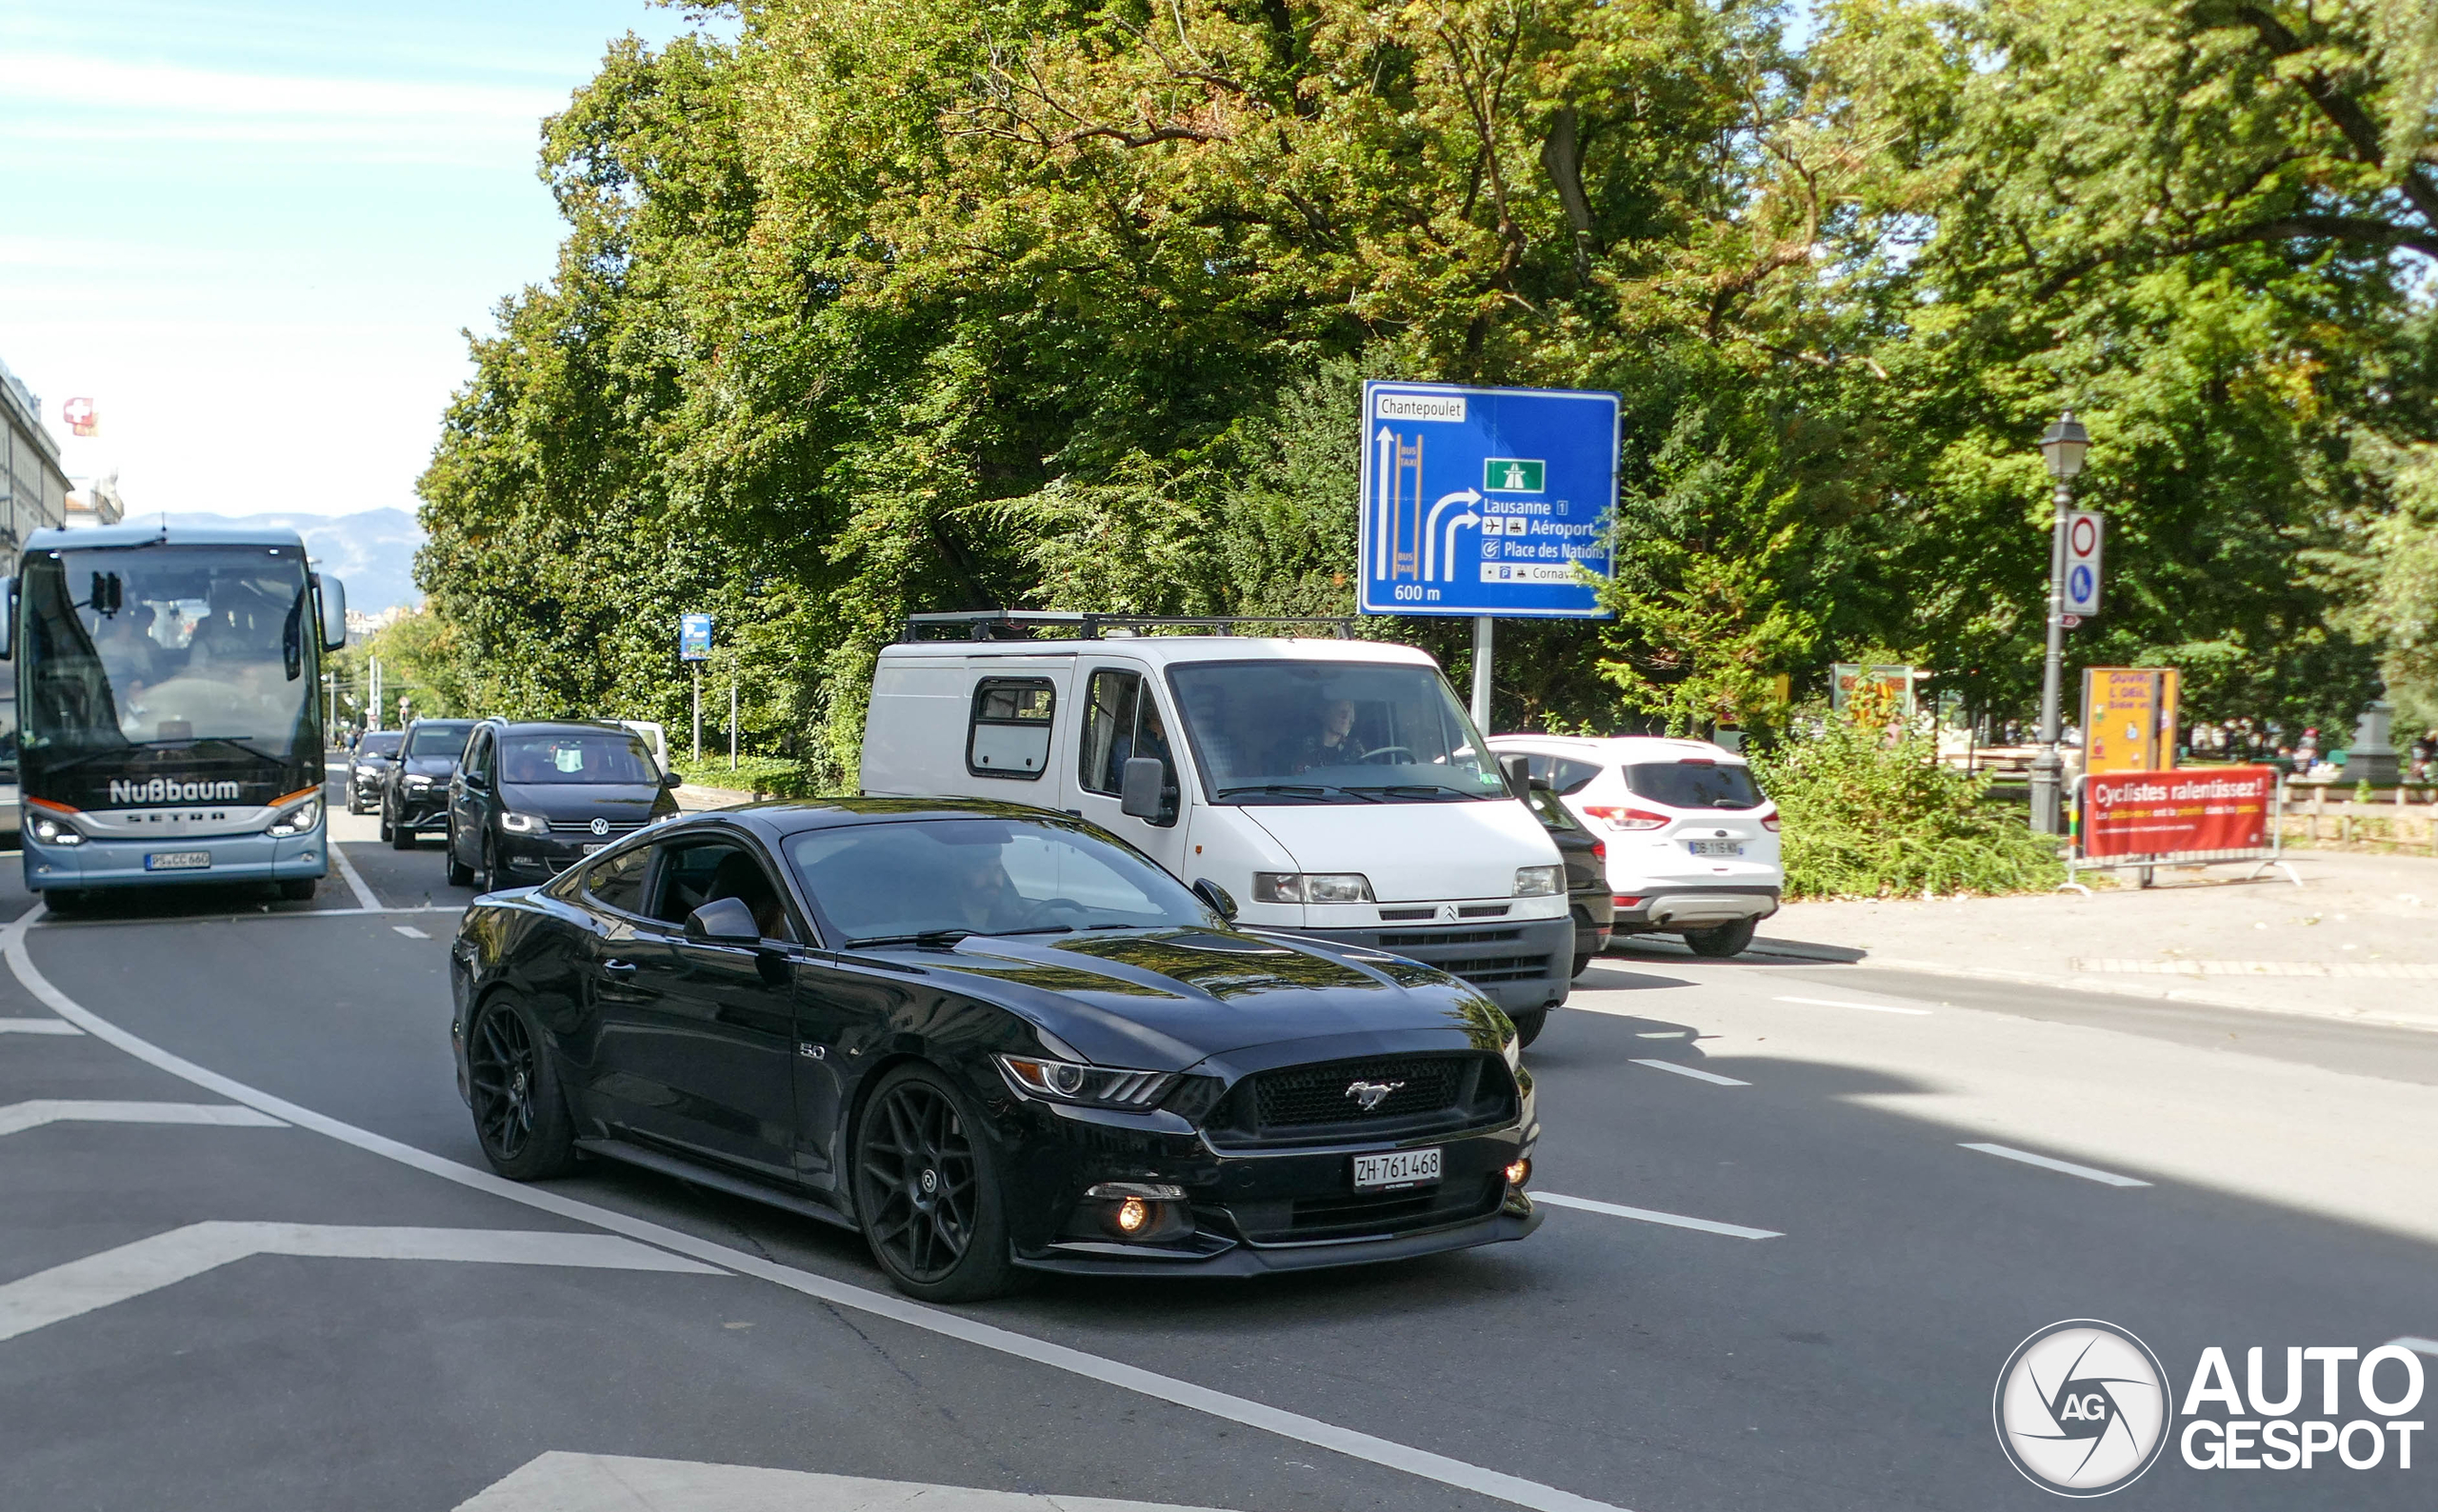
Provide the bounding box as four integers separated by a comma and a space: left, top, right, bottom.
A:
1423, 487, 1482, 582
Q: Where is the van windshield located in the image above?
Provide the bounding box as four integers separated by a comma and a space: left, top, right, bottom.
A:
1168, 661, 1509, 805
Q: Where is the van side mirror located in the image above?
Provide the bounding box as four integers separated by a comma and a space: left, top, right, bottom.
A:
314, 574, 348, 652
1120, 757, 1166, 820
1191, 877, 1238, 923
662, 770, 684, 789
684, 897, 762, 944
1499, 753, 1530, 797
0, 576, 13, 661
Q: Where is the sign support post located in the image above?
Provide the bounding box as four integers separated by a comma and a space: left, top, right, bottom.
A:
729, 681, 739, 771
692, 670, 702, 765
2031, 479, 2071, 835
678, 613, 714, 766
1470, 616, 1494, 731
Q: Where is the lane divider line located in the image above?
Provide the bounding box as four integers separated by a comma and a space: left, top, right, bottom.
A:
2388, 1337, 2438, 1358
0, 1100, 285, 1138
1959, 1143, 2150, 1187
329, 839, 383, 912
394, 925, 432, 941
1531, 1192, 1783, 1241
0, 1019, 82, 1035
1629, 1059, 1749, 1087
1773, 996, 1933, 1017
33, 905, 467, 929
0, 1221, 721, 1343
0, 906, 1632, 1512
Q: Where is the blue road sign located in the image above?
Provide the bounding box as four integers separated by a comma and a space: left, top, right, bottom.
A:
679, 613, 713, 662
1358, 380, 1618, 619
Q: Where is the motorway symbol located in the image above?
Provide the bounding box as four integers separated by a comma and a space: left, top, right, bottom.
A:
0, 1224, 721, 1344
0, 1100, 284, 1138
458, 1453, 1243, 1511
1360, 380, 1618, 619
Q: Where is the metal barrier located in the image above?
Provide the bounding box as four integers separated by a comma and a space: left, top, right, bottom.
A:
2064, 769, 2301, 892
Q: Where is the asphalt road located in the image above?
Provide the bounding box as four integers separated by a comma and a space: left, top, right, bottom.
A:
3, 779, 2431, 1510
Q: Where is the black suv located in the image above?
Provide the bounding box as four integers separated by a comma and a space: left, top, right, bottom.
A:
345, 730, 404, 814
445, 719, 681, 891
384, 718, 478, 847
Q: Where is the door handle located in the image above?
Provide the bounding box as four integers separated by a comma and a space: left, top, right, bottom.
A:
600, 960, 639, 975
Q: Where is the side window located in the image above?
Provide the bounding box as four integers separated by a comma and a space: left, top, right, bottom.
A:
1550, 758, 1602, 795
968, 677, 1055, 780
469, 730, 495, 781
581, 845, 652, 916
649, 840, 795, 942
1078, 670, 1142, 795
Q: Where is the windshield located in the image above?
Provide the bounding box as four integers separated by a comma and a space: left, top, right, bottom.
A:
357, 732, 403, 758
406, 723, 474, 758
1626, 761, 1765, 810
503, 731, 657, 785
19, 546, 315, 759
785, 818, 1209, 944
1168, 660, 1509, 804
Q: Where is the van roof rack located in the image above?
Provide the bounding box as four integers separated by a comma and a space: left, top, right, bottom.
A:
899, 610, 1358, 643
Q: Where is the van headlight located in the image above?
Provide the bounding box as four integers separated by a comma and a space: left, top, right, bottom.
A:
30, 813, 85, 846
497, 812, 548, 835
267, 797, 322, 837
1512, 865, 1564, 897
1250, 872, 1376, 904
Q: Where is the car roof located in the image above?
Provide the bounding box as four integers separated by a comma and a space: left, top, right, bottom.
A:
407, 717, 476, 728
483, 718, 642, 736
877, 637, 1440, 670
1488, 733, 1751, 766
670, 795, 1080, 843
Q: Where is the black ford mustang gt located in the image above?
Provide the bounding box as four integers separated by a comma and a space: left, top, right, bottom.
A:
449, 797, 1541, 1300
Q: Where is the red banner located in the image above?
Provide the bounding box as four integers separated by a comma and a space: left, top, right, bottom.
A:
2080, 766, 2274, 859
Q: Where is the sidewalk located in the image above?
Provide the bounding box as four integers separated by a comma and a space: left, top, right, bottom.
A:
1701, 849, 2438, 1032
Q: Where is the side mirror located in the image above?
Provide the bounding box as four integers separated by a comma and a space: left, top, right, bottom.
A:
1191, 877, 1239, 923
315, 574, 348, 652
684, 897, 762, 944
662, 770, 683, 789
1499, 753, 1530, 797
1119, 756, 1166, 820
463, 769, 490, 791
1529, 774, 1554, 791
0, 575, 13, 661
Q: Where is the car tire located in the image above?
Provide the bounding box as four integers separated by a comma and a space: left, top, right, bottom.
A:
277, 878, 316, 902
851, 1064, 1017, 1303
1684, 918, 1758, 959
390, 809, 415, 849
41, 889, 88, 918
377, 810, 391, 843
1509, 1007, 1549, 1048
1570, 951, 1592, 980
466, 993, 577, 1180
445, 826, 475, 887
474, 833, 497, 894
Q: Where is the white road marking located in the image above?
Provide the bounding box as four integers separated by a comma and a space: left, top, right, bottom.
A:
1531, 1192, 1783, 1241
0, 1222, 723, 1343
2388, 1336, 2438, 1358
0, 905, 1633, 1512
0, 1100, 285, 1138
393, 925, 431, 940
1773, 996, 1933, 1016
1960, 1143, 2150, 1187
1629, 1059, 1749, 1086
459, 1453, 1239, 1512
329, 839, 382, 912
1635, 1031, 1689, 1039
0, 1018, 81, 1035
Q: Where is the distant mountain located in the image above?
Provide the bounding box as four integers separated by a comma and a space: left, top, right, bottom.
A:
155, 507, 425, 612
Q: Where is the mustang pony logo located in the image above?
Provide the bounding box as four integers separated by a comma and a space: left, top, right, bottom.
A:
1344, 1079, 1405, 1111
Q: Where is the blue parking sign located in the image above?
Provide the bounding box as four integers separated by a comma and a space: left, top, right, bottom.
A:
679, 613, 713, 661
1358, 380, 1618, 618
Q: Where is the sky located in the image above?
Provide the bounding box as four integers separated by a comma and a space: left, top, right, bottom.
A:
0, 0, 726, 519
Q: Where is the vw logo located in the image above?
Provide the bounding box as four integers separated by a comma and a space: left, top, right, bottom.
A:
589, 817, 610, 836
1344, 1079, 1405, 1112
1993, 1320, 2170, 1496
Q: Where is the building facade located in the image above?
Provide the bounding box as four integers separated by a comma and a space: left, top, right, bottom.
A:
1, 356, 71, 554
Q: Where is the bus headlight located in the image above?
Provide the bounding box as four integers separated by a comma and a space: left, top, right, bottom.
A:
30, 814, 85, 847
268, 798, 322, 837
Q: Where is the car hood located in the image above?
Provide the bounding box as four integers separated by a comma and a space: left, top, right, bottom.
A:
881, 926, 1509, 1071
497, 781, 672, 822
398, 755, 458, 780
1241, 796, 1563, 902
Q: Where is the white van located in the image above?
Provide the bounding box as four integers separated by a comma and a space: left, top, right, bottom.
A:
859, 614, 1575, 1031
616, 720, 670, 774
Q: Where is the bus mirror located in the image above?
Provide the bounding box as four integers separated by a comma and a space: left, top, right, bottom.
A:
315, 574, 348, 651
0, 576, 12, 661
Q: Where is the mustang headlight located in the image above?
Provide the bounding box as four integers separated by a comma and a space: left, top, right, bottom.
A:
1250, 871, 1375, 905
267, 797, 323, 837
994, 1054, 1176, 1110
1512, 865, 1564, 897
497, 812, 548, 835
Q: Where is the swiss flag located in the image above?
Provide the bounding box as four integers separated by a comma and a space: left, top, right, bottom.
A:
61, 397, 97, 436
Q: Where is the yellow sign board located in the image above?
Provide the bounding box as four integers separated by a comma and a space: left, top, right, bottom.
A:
2081, 667, 2180, 774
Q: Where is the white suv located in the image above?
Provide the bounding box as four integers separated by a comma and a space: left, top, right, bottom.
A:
1488, 734, 1782, 958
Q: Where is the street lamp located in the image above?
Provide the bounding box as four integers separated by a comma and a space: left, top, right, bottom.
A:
2028, 410, 2090, 836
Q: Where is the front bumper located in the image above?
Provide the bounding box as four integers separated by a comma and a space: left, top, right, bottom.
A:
495, 832, 610, 881
1286, 913, 1573, 1013
21, 823, 328, 891
392, 790, 448, 830
1611, 885, 1780, 932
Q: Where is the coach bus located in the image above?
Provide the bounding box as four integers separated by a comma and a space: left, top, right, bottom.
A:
2, 525, 348, 907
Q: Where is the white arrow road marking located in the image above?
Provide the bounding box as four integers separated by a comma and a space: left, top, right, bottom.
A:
2, 906, 1633, 1512
0, 1018, 82, 1035
0, 1223, 722, 1344
458, 1453, 1240, 1512
1628, 1059, 1749, 1086
0, 1100, 285, 1137
1960, 1143, 2150, 1187
1531, 1192, 1784, 1241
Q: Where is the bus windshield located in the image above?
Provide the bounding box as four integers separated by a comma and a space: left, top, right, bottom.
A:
19, 546, 318, 762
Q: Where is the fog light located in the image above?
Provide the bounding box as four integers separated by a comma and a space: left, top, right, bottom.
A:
1084, 1181, 1192, 1243
1504, 1158, 1531, 1186
1114, 1196, 1150, 1234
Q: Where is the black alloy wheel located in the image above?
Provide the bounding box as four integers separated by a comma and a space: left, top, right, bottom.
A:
378, 808, 392, 843
389, 801, 414, 849
1509, 1006, 1549, 1048
445, 822, 474, 887
1684, 917, 1758, 959
467, 995, 575, 1179
852, 1064, 1015, 1302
